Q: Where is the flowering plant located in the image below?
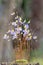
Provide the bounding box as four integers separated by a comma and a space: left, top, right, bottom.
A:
3, 11, 38, 49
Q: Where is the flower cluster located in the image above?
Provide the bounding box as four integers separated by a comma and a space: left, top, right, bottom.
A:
3, 11, 37, 42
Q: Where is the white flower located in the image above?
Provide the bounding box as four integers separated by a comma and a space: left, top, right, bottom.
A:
10, 29, 15, 35
3, 34, 7, 39
24, 24, 29, 29
28, 33, 31, 36
23, 30, 28, 37
16, 20, 18, 23
3, 34, 9, 40
15, 28, 19, 31
29, 36, 32, 39
15, 27, 22, 33
26, 35, 32, 40
12, 22, 17, 26
15, 30, 20, 34
27, 30, 30, 33
24, 20, 26, 23
33, 36, 37, 39
11, 12, 15, 15
15, 16, 18, 19
10, 31, 17, 40
18, 20, 22, 24
19, 17, 22, 21
23, 30, 28, 34
7, 30, 11, 34
18, 19, 26, 25
18, 18, 22, 25
12, 34, 17, 40
19, 27, 22, 31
